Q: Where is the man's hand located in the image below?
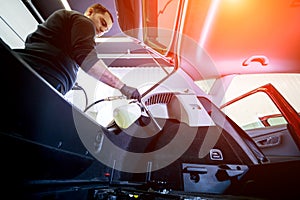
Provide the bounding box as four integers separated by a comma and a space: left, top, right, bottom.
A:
120, 84, 141, 101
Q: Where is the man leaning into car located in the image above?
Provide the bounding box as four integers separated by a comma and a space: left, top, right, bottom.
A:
13, 3, 141, 100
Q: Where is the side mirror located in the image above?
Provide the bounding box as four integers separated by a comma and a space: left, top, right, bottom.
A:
113, 103, 142, 129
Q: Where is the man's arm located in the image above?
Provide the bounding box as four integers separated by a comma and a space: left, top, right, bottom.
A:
86, 59, 141, 100
87, 59, 124, 89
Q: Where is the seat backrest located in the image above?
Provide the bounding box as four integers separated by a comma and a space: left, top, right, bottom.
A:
0, 37, 97, 179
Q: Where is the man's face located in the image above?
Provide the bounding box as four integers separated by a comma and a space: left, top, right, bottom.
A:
88, 10, 113, 37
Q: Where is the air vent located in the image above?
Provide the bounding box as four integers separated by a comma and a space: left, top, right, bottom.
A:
144, 92, 174, 106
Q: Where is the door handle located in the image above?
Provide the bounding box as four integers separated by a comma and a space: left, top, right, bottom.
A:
256, 135, 281, 148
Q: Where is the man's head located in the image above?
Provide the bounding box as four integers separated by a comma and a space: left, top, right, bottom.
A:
84, 3, 114, 37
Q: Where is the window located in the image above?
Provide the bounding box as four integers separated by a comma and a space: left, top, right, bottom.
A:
221, 92, 286, 130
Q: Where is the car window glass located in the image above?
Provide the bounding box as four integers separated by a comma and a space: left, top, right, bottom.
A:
221, 92, 286, 130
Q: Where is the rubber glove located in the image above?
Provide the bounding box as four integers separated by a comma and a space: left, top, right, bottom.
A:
120, 84, 141, 101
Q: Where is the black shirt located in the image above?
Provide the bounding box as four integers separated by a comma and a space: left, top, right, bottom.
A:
15, 9, 99, 94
